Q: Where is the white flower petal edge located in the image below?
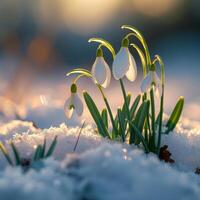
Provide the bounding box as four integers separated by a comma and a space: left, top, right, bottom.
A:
101, 59, 111, 88
64, 93, 83, 119
73, 93, 83, 116
151, 71, 161, 95
125, 50, 137, 81
141, 72, 152, 93
91, 57, 111, 88
112, 47, 129, 80
91, 57, 107, 85
141, 71, 161, 94
64, 98, 73, 119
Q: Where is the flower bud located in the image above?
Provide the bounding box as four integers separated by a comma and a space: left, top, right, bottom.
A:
71, 83, 77, 93
121, 38, 129, 47
96, 48, 103, 57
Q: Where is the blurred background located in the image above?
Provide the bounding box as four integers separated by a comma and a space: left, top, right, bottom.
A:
0, 0, 200, 128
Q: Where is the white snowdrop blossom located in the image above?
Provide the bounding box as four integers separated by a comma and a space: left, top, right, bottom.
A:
112, 38, 137, 81
91, 49, 111, 88
141, 70, 161, 94
64, 84, 83, 119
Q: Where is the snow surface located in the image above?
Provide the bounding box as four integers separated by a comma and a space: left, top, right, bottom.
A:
0, 119, 200, 199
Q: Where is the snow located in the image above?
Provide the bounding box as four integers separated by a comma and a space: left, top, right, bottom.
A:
0, 118, 200, 199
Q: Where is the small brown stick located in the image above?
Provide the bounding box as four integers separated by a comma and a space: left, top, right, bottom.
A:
73, 121, 86, 152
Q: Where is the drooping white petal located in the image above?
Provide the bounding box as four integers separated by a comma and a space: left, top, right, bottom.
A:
73, 93, 83, 116
125, 50, 137, 81
141, 72, 152, 93
64, 97, 74, 119
91, 57, 107, 86
112, 47, 129, 80
152, 71, 161, 95
101, 59, 111, 88
152, 71, 160, 85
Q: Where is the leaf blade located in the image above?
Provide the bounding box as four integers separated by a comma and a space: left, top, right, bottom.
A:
45, 136, 58, 158
166, 97, 184, 134
83, 92, 110, 138
130, 94, 141, 119
101, 108, 108, 129
0, 142, 13, 166
10, 142, 21, 166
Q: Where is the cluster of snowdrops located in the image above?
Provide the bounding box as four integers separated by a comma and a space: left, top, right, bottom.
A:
0, 25, 184, 168
65, 25, 184, 155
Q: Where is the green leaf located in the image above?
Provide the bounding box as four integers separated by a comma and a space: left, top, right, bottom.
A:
155, 112, 161, 125
130, 94, 141, 119
34, 145, 43, 161
101, 108, 108, 129
128, 120, 149, 153
111, 114, 119, 139
130, 100, 150, 144
45, 136, 58, 158
10, 142, 21, 166
83, 92, 110, 138
150, 88, 156, 148
117, 108, 126, 142
166, 97, 184, 134
121, 93, 131, 132
157, 85, 164, 154
40, 138, 46, 158
88, 38, 115, 59
0, 142, 13, 166
122, 93, 131, 113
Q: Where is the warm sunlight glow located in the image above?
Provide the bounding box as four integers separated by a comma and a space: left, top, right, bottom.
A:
131, 0, 181, 17
34, 0, 121, 34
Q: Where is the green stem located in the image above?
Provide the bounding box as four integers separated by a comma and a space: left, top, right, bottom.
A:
119, 79, 135, 144
157, 85, 164, 154
123, 29, 151, 70
68, 71, 118, 138
119, 79, 131, 120
150, 87, 156, 151
97, 84, 118, 138
73, 74, 86, 84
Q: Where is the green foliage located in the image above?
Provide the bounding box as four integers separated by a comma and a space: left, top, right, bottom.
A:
10, 142, 21, 165
130, 94, 141, 119
101, 109, 108, 129
45, 136, 58, 158
0, 142, 13, 166
117, 108, 126, 142
166, 97, 184, 134
0, 136, 58, 167
131, 100, 150, 145
66, 25, 185, 157
88, 38, 116, 59
83, 91, 111, 138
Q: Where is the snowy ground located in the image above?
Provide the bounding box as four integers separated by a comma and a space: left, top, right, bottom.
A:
0, 119, 200, 199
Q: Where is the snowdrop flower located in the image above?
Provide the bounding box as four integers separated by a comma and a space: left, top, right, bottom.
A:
64, 83, 83, 119
112, 38, 137, 81
141, 64, 161, 94
91, 48, 111, 88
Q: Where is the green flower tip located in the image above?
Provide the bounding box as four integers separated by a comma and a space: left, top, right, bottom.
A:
180, 96, 184, 101
96, 48, 103, 57
71, 83, 77, 93
149, 63, 156, 71
70, 104, 75, 109
121, 37, 129, 47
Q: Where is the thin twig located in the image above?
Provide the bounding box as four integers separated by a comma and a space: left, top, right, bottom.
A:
73, 121, 86, 152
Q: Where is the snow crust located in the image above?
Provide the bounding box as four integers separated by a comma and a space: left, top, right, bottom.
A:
0, 119, 200, 199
